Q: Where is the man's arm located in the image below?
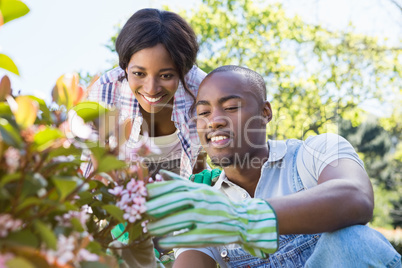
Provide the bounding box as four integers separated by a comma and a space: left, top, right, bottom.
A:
269, 158, 374, 235
173, 251, 216, 268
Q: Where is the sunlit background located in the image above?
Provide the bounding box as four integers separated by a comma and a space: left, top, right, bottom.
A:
1, 0, 402, 256
0, 0, 400, 116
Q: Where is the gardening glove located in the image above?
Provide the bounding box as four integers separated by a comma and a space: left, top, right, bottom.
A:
145, 170, 278, 258
188, 168, 222, 186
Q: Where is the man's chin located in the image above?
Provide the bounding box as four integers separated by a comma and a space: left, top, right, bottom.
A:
210, 156, 234, 168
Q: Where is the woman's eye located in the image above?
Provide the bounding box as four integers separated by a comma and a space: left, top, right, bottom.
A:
132, 72, 144, 77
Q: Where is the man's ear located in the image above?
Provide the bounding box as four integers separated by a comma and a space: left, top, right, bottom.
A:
261, 101, 272, 125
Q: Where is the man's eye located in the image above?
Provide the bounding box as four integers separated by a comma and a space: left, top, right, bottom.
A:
197, 111, 210, 116
161, 74, 173, 79
225, 107, 239, 111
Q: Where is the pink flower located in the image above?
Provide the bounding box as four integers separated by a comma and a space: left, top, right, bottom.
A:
108, 186, 124, 196
77, 248, 99, 262
45, 234, 75, 265
114, 179, 148, 224
55, 207, 89, 229
155, 174, 164, 182
0, 214, 22, 237
4, 147, 20, 173
0, 252, 14, 267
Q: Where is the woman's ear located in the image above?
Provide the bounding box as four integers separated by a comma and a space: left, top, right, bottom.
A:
261, 101, 272, 125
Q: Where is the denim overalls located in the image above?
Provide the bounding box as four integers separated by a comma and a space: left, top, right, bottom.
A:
215, 141, 322, 268
212, 139, 401, 268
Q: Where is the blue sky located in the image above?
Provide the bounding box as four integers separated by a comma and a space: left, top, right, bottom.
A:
0, 0, 400, 112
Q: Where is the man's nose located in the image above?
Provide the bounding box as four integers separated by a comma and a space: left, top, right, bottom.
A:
208, 114, 227, 129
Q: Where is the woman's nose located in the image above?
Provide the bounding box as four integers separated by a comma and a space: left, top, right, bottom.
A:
142, 77, 160, 95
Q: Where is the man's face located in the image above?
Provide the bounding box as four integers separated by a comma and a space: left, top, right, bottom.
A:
195, 71, 270, 167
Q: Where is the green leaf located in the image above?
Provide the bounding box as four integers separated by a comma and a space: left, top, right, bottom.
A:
72, 101, 108, 122
86, 240, 103, 254
3, 229, 39, 248
128, 221, 144, 242
34, 220, 57, 250
0, 53, 19, 75
0, 102, 12, 116
15, 196, 41, 212
0, 172, 20, 187
47, 145, 81, 159
102, 204, 124, 222
34, 127, 64, 152
33, 127, 63, 151
27, 95, 52, 123
76, 191, 94, 206
97, 155, 127, 173
52, 176, 78, 200
71, 217, 85, 232
5, 257, 34, 268
0, 0, 29, 24
0, 117, 23, 148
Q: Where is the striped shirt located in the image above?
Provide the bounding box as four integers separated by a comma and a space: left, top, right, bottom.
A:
82, 65, 206, 178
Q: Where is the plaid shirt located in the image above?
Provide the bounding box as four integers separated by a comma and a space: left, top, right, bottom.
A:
83, 66, 206, 178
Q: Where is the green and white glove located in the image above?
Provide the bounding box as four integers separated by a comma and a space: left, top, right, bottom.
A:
188, 168, 222, 186
145, 170, 278, 258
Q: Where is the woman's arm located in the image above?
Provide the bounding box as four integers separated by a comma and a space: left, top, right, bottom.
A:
192, 150, 208, 174
269, 158, 374, 235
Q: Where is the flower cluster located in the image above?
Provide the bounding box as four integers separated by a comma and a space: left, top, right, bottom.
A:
55, 205, 91, 229
0, 72, 155, 267
109, 179, 148, 223
43, 233, 99, 266
0, 214, 23, 238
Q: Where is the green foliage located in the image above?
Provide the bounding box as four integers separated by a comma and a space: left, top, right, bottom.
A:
167, 0, 401, 139
371, 185, 399, 228
0, 83, 150, 266
0, 0, 29, 24
0, 0, 30, 75
0, 54, 19, 76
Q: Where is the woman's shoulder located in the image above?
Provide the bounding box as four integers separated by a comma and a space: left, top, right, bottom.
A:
98, 67, 126, 85
184, 65, 207, 89
87, 67, 126, 103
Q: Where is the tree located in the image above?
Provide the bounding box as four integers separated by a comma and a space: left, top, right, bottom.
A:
168, 0, 401, 140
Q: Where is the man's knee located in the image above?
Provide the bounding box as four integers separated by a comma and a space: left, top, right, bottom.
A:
306, 225, 401, 268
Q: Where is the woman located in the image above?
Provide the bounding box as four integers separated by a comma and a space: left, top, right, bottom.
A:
84, 8, 206, 180
83, 8, 206, 267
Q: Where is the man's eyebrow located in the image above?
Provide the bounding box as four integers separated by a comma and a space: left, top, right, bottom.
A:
195, 95, 242, 107
195, 100, 210, 107
218, 95, 242, 104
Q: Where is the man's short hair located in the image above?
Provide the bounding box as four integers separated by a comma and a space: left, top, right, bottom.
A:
206, 65, 267, 102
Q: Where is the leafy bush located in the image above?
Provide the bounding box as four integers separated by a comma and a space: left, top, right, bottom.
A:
0, 74, 152, 267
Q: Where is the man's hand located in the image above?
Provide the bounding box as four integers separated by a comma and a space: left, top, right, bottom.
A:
188, 168, 222, 186
145, 170, 278, 258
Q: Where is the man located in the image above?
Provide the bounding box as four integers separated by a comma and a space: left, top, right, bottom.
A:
145, 65, 401, 267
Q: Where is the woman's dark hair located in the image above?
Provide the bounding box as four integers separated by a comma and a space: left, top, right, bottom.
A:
116, 8, 199, 100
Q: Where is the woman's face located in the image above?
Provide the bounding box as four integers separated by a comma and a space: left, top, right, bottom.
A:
126, 43, 180, 114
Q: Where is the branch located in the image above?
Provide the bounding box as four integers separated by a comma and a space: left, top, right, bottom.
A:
388, 0, 402, 13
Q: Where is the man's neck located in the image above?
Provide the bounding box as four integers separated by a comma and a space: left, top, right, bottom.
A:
223, 145, 269, 197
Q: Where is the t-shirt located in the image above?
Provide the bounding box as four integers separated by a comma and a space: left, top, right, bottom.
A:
175, 133, 364, 267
